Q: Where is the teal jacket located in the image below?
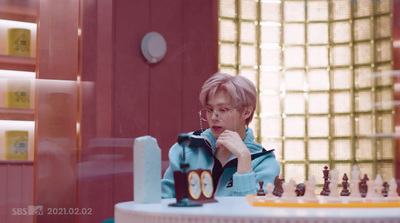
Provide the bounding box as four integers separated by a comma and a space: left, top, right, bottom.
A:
161, 128, 280, 198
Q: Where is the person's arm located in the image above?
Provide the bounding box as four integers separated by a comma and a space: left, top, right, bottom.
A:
161, 143, 182, 198
232, 153, 281, 196
215, 130, 252, 173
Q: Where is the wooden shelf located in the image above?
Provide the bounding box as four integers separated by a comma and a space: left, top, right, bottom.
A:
0, 160, 33, 165
0, 107, 34, 121
0, 55, 36, 72
0, 4, 36, 23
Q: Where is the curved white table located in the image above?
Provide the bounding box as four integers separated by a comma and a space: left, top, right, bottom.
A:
115, 196, 400, 223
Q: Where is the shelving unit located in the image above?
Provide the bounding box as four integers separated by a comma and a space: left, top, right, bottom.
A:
0, 54, 35, 72
0, 159, 34, 165
0, 2, 37, 162
0, 107, 34, 121
0, 4, 36, 23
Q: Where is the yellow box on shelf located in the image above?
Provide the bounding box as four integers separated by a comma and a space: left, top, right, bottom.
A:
6, 28, 31, 57
6, 79, 30, 109
4, 130, 28, 160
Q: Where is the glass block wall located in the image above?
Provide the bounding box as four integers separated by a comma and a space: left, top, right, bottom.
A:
218, 0, 394, 187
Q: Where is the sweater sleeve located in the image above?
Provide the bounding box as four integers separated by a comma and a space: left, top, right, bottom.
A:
232, 153, 280, 196
232, 171, 257, 195
161, 143, 182, 198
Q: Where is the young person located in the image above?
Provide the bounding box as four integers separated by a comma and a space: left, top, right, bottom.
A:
161, 73, 280, 198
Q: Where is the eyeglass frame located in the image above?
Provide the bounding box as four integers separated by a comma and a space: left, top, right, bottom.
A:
198, 107, 238, 122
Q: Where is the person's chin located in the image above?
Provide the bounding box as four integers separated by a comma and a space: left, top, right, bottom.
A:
212, 132, 221, 139
211, 126, 223, 137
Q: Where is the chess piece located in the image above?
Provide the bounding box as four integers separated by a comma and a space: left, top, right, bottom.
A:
364, 176, 377, 202
320, 166, 330, 196
366, 174, 385, 203
349, 165, 362, 202
349, 182, 362, 202
340, 173, 350, 196
303, 176, 318, 203
295, 183, 305, 197
359, 174, 369, 198
265, 183, 275, 200
257, 181, 266, 196
327, 169, 341, 203
272, 176, 284, 197
387, 178, 399, 202
372, 174, 385, 203
281, 178, 297, 203
382, 181, 388, 197
133, 136, 161, 203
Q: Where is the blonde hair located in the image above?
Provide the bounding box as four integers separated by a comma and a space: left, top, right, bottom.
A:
199, 73, 257, 125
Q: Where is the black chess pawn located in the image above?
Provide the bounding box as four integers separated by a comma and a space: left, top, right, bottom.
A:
272, 176, 284, 197
340, 173, 350, 196
257, 181, 266, 196
359, 174, 369, 198
320, 166, 330, 196
295, 183, 306, 196
382, 181, 388, 197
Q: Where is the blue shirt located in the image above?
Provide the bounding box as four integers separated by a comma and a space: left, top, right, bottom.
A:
161, 128, 280, 198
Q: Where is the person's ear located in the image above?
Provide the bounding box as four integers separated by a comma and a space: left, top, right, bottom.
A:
243, 106, 253, 119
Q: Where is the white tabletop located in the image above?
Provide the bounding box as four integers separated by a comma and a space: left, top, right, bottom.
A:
114, 196, 400, 223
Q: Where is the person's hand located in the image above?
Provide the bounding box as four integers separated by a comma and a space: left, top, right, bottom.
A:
216, 130, 252, 174
215, 130, 248, 157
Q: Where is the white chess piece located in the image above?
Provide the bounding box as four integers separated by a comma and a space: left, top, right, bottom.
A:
365, 177, 377, 202
303, 175, 318, 203
327, 170, 341, 203
349, 165, 362, 202
351, 165, 360, 182
387, 178, 399, 202
371, 174, 385, 203
265, 183, 275, 201
280, 178, 297, 203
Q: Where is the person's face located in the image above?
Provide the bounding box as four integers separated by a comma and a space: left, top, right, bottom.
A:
205, 90, 240, 139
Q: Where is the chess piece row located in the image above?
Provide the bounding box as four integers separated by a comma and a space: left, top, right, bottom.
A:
256, 166, 399, 203
257, 176, 318, 203
320, 165, 399, 202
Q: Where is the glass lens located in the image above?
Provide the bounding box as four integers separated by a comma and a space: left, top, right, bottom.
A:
199, 108, 236, 121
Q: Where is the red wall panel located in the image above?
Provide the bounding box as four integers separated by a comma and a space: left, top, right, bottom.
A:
36, 0, 80, 223
33, 0, 218, 222
182, 0, 219, 131
0, 163, 33, 223
148, 0, 184, 159
112, 0, 150, 206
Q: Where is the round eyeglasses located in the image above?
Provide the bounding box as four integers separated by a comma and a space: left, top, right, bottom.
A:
198, 108, 236, 122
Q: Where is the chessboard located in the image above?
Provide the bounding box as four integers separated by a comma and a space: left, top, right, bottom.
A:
246, 194, 400, 208
248, 165, 400, 208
